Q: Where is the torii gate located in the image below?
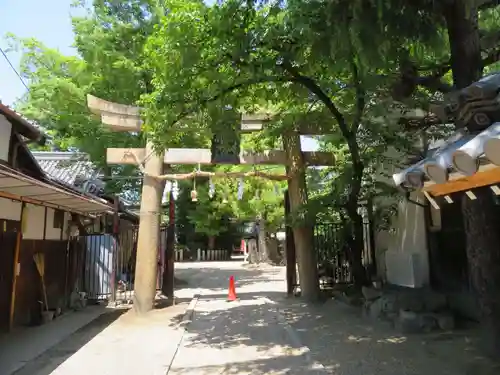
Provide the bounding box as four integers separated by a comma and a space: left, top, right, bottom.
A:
87, 95, 335, 313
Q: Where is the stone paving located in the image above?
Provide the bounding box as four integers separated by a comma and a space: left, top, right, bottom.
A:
9, 260, 500, 375
11, 304, 188, 375
168, 295, 325, 374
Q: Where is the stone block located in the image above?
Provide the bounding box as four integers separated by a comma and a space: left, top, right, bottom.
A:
436, 313, 455, 330
398, 292, 425, 312
395, 310, 422, 333
368, 298, 386, 319
362, 286, 383, 301
423, 292, 448, 312
419, 313, 438, 333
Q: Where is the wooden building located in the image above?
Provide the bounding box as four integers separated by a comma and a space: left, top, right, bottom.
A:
0, 104, 112, 331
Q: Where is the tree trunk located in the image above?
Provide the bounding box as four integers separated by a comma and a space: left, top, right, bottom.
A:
344, 128, 367, 288
444, 3, 500, 356
346, 210, 368, 287
257, 218, 269, 263
462, 188, 500, 355
283, 132, 320, 302
208, 236, 216, 250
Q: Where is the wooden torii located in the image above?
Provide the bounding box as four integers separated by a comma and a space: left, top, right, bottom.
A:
87, 95, 335, 313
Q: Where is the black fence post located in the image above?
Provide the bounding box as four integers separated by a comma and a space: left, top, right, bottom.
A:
284, 190, 297, 296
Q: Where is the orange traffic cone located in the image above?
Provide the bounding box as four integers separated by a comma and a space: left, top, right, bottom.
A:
227, 275, 238, 301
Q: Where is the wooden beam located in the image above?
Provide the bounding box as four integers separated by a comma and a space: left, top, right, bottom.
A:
87, 95, 140, 117
241, 113, 271, 132
424, 166, 500, 196
101, 113, 142, 132
9, 202, 25, 330
106, 148, 335, 166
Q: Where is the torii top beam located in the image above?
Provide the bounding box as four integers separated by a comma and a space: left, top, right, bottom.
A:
87, 95, 336, 166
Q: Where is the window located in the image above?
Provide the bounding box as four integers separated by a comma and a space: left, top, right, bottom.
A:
53, 210, 65, 229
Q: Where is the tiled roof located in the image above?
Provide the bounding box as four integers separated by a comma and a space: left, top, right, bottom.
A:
393, 122, 500, 190
0, 103, 44, 141
32, 151, 101, 186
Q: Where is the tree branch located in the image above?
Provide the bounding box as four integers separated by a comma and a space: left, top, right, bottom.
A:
482, 47, 500, 68
347, 34, 366, 132
279, 60, 349, 135
417, 75, 454, 93
170, 75, 297, 127
478, 0, 500, 11
413, 29, 500, 91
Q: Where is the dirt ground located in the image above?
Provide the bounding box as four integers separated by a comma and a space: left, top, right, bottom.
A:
279, 297, 500, 375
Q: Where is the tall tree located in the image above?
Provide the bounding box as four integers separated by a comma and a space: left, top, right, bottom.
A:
141, 0, 431, 299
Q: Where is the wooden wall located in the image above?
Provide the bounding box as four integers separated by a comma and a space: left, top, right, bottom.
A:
13, 239, 70, 327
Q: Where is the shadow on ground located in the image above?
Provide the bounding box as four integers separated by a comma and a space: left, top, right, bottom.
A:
169, 287, 500, 375
170, 291, 320, 374
280, 298, 500, 375
12, 309, 127, 375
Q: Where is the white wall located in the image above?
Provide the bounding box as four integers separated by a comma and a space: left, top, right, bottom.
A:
374, 145, 430, 288
375, 193, 430, 288
44, 207, 70, 240
0, 114, 12, 162
0, 200, 70, 240
0, 197, 22, 221
23, 204, 45, 240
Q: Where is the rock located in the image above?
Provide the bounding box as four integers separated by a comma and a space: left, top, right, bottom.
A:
396, 310, 423, 334
436, 313, 455, 330
367, 298, 386, 320
398, 293, 425, 312
362, 286, 383, 301
419, 313, 438, 333
423, 292, 447, 312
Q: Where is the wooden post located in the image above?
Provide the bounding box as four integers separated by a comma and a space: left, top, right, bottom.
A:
284, 190, 297, 296
9, 202, 25, 330
162, 189, 175, 301
133, 141, 164, 314
111, 197, 120, 303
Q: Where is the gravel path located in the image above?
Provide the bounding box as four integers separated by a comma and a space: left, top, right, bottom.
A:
279, 297, 500, 375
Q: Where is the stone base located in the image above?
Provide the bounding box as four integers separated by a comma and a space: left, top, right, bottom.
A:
363, 286, 455, 334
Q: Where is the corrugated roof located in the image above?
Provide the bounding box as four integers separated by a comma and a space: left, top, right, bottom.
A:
0, 163, 111, 214
393, 122, 500, 190
32, 151, 101, 186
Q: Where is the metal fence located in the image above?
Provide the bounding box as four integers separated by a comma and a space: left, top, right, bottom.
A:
75, 225, 168, 304
74, 224, 233, 304
313, 215, 375, 284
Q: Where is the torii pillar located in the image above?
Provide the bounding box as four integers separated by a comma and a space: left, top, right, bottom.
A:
87, 95, 164, 314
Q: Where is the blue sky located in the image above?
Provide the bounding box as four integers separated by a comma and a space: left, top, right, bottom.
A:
0, 0, 318, 150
